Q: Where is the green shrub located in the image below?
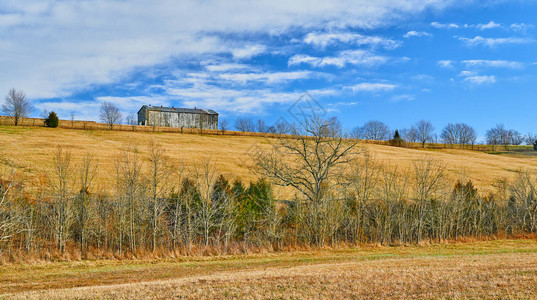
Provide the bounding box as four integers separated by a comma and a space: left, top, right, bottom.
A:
44, 111, 59, 128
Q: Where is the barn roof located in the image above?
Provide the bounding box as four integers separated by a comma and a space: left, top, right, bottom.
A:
139, 105, 218, 115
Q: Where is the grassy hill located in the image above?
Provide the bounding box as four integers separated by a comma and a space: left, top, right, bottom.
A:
1, 125, 537, 195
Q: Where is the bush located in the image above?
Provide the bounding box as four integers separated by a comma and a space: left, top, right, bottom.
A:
45, 111, 59, 128
533, 140, 537, 151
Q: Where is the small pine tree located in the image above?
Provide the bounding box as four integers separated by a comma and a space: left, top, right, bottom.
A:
390, 129, 404, 147
533, 140, 537, 151
44, 111, 59, 128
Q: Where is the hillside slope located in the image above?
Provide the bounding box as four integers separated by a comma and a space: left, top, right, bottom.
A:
1, 126, 536, 194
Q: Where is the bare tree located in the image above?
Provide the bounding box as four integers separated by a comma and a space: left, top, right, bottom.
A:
234, 117, 255, 132
413, 158, 446, 243
525, 133, 537, 146
275, 119, 292, 135
354, 120, 391, 141
440, 123, 458, 147
70, 112, 75, 128
440, 123, 476, 148
0, 163, 18, 243
510, 130, 524, 146
52, 147, 74, 253
99, 102, 122, 129
125, 114, 137, 126
413, 120, 434, 148
256, 119, 267, 133
74, 152, 97, 255
255, 115, 359, 203
2, 88, 32, 126
459, 123, 477, 149
219, 119, 228, 134
148, 141, 169, 252
486, 124, 520, 150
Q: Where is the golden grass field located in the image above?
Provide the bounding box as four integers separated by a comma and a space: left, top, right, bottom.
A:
1, 239, 537, 299
1, 125, 537, 195
2, 126, 537, 298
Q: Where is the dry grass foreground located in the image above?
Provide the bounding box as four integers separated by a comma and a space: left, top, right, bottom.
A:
1, 239, 537, 299
2, 126, 537, 195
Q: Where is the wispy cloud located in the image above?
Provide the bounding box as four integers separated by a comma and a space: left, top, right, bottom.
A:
476, 21, 502, 30
462, 59, 523, 69
459, 70, 496, 85
348, 82, 398, 92
303, 32, 400, 49
431, 22, 459, 29
390, 94, 414, 102
0, 0, 455, 100
218, 71, 314, 84
510, 23, 533, 32
202, 62, 253, 72
458, 36, 534, 47
231, 45, 267, 59
288, 50, 389, 68
463, 75, 496, 85
403, 31, 432, 38
437, 60, 455, 68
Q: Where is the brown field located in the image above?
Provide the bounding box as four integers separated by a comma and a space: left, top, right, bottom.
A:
1, 125, 537, 195
1, 239, 536, 299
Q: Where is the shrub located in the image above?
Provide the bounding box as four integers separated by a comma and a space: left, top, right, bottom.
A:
45, 111, 59, 128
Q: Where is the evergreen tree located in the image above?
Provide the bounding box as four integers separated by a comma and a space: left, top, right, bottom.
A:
44, 111, 59, 128
390, 129, 403, 147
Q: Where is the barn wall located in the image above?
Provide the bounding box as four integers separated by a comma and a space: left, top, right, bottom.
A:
144, 110, 218, 129
137, 107, 147, 125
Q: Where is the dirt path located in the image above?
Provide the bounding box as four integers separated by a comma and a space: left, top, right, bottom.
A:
3, 239, 537, 299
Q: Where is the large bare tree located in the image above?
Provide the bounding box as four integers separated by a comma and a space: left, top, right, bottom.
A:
2, 88, 32, 126
413, 120, 434, 148
255, 115, 359, 203
352, 120, 391, 141
234, 117, 255, 132
100, 101, 122, 129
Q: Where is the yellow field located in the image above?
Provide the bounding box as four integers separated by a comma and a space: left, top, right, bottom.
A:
1, 126, 537, 195
2, 239, 537, 299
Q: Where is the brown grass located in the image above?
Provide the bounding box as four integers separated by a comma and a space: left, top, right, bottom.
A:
1, 125, 537, 195
3, 239, 537, 299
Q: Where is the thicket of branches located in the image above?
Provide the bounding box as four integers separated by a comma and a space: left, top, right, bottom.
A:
1, 118, 537, 261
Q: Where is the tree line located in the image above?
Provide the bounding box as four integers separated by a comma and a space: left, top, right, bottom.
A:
350, 119, 535, 149
2, 88, 536, 149
1, 116, 537, 261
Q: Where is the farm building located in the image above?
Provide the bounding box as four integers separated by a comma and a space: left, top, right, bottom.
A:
137, 105, 218, 130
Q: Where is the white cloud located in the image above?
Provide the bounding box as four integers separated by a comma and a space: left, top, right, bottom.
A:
349, 83, 397, 92
288, 50, 389, 68
0, 0, 456, 100
219, 71, 313, 84
231, 45, 267, 59
476, 21, 502, 30
437, 60, 455, 68
458, 36, 534, 47
463, 75, 496, 85
203, 63, 253, 72
431, 21, 459, 29
458, 70, 496, 85
510, 23, 533, 32
391, 94, 414, 102
459, 70, 477, 77
403, 31, 432, 38
462, 59, 523, 69
303, 32, 400, 49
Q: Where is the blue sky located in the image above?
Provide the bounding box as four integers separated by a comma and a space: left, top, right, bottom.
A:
1, 0, 536, 140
